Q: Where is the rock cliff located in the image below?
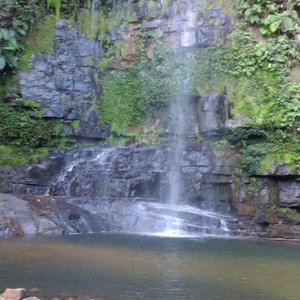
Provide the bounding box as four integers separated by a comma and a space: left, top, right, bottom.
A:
1, 0, 300, 239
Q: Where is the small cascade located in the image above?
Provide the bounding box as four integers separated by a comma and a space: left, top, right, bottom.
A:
49, 147, 116, 196
59, 148, 114, 182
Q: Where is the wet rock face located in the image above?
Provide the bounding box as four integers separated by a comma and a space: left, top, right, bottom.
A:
197, 9, 232, 47
46, 145, 235, 214
50, 147, 165, 199
0, 153, 65, 195
110, 2, 232, 69
16, 2, 232, 142
18, 20, 109, 140
1, 144, 300, 238
141, 6, 231, 48
0, 144, 236, 236
197, 93, 227, 133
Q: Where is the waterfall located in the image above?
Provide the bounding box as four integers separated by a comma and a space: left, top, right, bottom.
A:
44, 0, 235, 237
164, 3, 195, 235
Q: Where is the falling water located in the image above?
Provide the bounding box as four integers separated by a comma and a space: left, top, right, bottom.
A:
49, 147, 115, 196
165, 3, 195, 234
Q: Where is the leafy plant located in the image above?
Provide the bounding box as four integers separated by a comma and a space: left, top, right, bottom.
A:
239, 0, 299, 36
0, 0, 44, 70
0, 104, 53, 148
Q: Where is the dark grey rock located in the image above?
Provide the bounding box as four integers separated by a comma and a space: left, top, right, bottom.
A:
18, 20, 107, 140
197, 93, 226, 133
196, 10, 232, 47
0, 194, 62, 236
279, 182, 300, 207
140, 5, 231, 48
0, 154, 65, 195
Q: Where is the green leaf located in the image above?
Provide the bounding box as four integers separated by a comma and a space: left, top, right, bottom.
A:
282, 17, 295, 32
270, 20, 281, 33
249, 15, 259, 24
5, 55, 17, 67
0, 28, 9, 40
263, 14, 280, 25
260, 28, 269, 36
0, 56, 6, 70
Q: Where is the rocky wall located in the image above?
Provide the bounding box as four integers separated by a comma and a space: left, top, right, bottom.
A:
1, 1, 300, 239
0, 137, 300, 238
18, 20, 109, 140
1, 93, 300, 238
15, 1, 232, 142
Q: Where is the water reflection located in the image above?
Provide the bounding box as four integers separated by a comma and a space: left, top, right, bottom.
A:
0, 234, 300, 300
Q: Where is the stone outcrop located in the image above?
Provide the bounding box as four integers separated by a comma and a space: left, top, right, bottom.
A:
279, 181, 300, 207
18, 20, 109, 140
1, 91, 300, 238
1, 89, 300, 238
0, 143, 239, 237
140, 8, 231, 48
110, 2, 232, 69
0, 289, 99, 300
197, 93, 226, 133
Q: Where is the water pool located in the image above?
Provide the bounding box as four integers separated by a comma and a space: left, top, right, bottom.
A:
0, 234, 300, 300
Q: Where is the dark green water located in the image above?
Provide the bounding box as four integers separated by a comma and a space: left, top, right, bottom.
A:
1, 234, 300, 300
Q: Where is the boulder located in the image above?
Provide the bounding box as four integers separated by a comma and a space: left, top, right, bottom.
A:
0, 289, 26, 300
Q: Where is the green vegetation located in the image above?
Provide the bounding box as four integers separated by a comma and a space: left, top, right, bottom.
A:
225, 126, 300, 173
0, 0, 44, 70
100, 41, 176, 133
208, 0, 300, 174
19, 15, 56, 72
47, 0, 61, 19
0, 144, 50, 166
0, 104, 52, 148
0, 0, 81, 166
225, 0, 300, 128
238, 0, 300, 36
94, 0, 300, 142
0, 0, 64, 166
0, 0, 78, 71
0, 101, 66, 166
107, 126, 161, 146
